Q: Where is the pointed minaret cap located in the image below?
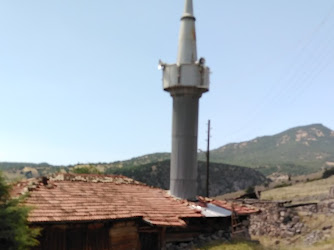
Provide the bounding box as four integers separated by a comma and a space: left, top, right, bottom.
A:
177, 0, 197, 64
183, 0, 194, 17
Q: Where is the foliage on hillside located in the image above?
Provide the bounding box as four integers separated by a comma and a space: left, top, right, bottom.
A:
106, 160, 268, 197
71, 166, 101, 174
204, 124, 334, 176
0, 162, 51, 170
322, 168, 334, 179
87, 152, 171, 169
2, 124, 334, 178
0, 162, 67, 181
0, 171, 40, 249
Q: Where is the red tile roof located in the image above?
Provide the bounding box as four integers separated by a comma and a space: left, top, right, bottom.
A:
16, 174, 201, 227
197, 197, 259, 215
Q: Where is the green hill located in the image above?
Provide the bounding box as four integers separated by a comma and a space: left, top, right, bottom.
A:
105, 124, 334, 176
2, 124, 334, 179
206, 124, 334, 176
91, 152, 170, 169
105, 160, 267, 197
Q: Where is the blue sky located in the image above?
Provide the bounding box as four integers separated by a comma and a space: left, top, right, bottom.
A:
1, 0, 333, 165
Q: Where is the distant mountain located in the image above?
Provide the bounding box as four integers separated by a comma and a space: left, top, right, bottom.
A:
2, 124, 333, 179
105, 160, 267, 197
206, 124, 334, 176
102, 124, 334, 176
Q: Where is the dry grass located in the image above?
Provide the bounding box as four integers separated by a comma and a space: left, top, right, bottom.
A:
290, 172, 323, 183
294, 213, 334, 249
261, 176, 334, 202
198, 239, 268, 250
254, 230, 334, 250
215, 190, 246, 200
309, 239, 334, 250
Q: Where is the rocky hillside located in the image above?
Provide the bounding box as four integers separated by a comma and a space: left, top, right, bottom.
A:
2, 124, 333, 180
206, 124, 334, 176
105, 160, 267, 197
103, 124, 334, 177
0, 162, 65, 180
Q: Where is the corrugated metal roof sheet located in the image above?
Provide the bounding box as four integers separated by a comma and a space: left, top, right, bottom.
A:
198, 203, 232, 217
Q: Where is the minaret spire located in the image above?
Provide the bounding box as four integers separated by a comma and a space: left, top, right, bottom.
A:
177, 0, 197, 64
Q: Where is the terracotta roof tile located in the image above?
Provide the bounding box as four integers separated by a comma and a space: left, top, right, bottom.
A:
197, 197, 259, 215
19, 174, 201, 227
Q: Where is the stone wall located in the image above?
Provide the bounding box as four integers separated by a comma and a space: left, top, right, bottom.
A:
246, 199, 334, 245
309, 200, 334, 214
296, 199, 334, 245
246, 201, 305, 238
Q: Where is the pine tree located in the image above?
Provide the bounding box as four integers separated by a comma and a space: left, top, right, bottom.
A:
0, 171, 40, 249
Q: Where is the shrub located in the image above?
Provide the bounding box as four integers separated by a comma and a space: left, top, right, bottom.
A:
245, 186, 255, 194
322, 168, 334, 179
71, 166, 101, 174
0, 171, 40, 249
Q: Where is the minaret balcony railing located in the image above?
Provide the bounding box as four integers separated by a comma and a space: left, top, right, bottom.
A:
161, 62, 210, 91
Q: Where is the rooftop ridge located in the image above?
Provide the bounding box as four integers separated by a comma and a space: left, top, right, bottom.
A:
50, 173, 144, 185
11, 173, 148, 198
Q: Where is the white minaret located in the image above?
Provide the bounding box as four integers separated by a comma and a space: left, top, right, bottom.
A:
159, 0, 210, 200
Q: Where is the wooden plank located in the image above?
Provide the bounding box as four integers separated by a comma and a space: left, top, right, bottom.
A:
87, 223, 104, 230
160, 227, 166, 250
111, 242, 139, 250
109, 221, 140, 250
232, 230, 245, 234
284, 202, 318, 208
111, 234, 138, 241
232, 223, 242, 227
112, 221, 136, 228
110, 229, 137, 236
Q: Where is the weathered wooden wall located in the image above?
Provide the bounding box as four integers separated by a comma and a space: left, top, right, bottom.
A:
33, 219, 142, 250
109, 221, 140, 250
33, 223, 110, 250
32, 217, 231, 249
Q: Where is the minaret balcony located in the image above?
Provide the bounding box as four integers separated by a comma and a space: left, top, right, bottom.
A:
161, 63, 210, 91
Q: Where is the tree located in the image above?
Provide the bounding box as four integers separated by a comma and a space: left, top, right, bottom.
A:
322, 168, 334, 179
245, 186, 255, 194
71, 166, 101, 174
0, 171, 40, 249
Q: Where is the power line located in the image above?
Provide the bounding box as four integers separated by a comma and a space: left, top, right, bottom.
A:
224, 3, 334, 137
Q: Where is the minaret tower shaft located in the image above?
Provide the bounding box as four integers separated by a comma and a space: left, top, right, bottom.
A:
159, 0, 210, 200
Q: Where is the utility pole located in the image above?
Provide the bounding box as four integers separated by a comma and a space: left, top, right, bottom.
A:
206, 120, 211, 197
